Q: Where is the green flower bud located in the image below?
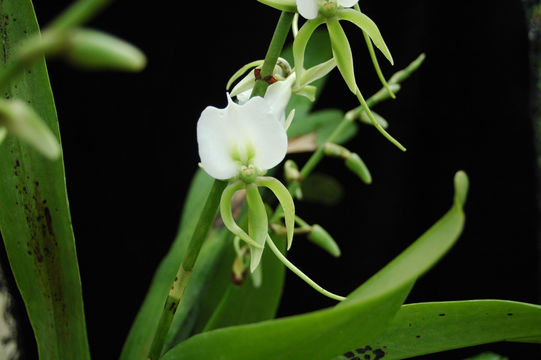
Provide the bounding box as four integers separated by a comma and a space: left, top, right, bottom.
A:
0, 99, 60, 159
66, 28, 146, 71
308, 224, 341, 257
345, 153, 372, 184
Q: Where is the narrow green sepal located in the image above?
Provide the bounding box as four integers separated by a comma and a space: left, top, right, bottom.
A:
0, 99, 60, 159
220, 181, 263, 250
345, 153, 372, 184
337, 8, 394, 65
326, 18, 357, 94
308, 224, 341, 257
293, 18, 326, 89
363, 31, 395, 99
245, 183, 269, 272
256, 176, 295, 250
298, 58, 337, 89
226, 60, 264, 90
66, 28, 146, 71
294, 85, 317, 102
257, 0, 297, 12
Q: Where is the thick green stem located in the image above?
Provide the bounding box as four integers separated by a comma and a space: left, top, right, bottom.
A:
146, 180, 225, 360
251, 11, 295, 98
146, 11, 294, 360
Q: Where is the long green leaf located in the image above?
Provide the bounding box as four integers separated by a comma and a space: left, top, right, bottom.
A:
0, 1, 90, 358
160, 171, 468, 359
119, 169, 218, 360
335, 300, 541, 359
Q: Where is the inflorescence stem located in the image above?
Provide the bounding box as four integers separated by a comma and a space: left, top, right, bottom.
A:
146, 11, 295, 360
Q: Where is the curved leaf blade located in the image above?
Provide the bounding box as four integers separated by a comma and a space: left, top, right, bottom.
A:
161, 172, 469, 360
342, 300, 541, 359
0, 1, 90, 358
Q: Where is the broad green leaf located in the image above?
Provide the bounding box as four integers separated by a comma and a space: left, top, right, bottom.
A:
0, 1, 90, 358
120, 169, 218, 360
337, 8, 394, 65
161, 172, 469, 360
193, 235, 287, 334
326, 17, 357, 94
336, 300, 541, 359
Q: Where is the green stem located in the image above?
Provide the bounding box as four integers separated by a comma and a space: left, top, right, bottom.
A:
146, 180, 226, 360
146, 11, 294, 359
251, 11, 294, 98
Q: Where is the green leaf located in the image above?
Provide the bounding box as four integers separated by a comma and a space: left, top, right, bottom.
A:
326, 17, 357, 93
0, 1, 90, 358
193, 235, 287, 334
344, 300, 541, 359
337, 8, 394, 65
120, 169, 217, 360
161, 171, 469, 360
465, 352, 509, 360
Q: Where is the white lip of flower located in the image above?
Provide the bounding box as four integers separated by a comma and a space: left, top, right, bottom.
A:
296, 0, 358, 19
197, 75, 295, 181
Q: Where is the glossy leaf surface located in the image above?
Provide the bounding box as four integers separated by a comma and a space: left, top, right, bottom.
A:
0, 1, 90, 358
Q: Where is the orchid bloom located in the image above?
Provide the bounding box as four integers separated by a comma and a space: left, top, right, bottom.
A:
196, 76, 296, 272
296, 0, 358, 20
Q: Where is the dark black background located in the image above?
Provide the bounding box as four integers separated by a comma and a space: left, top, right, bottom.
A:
5, 0, 540, 359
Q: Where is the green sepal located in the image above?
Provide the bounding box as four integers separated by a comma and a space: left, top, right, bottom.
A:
293, 17, 326, 89
337, 8, 394, 65
219, 181, 263, 250
297, 58, 337, 89
0, 99, 60, 159
66, 28, 146, 71
308, 224, 341, 257
345, 153, 372, 184
226, 60, 264, 90
256, 176, 295, 250
257, 0, 297, 12
294, 85, 317, 102
245, 183, 269, 272
326, 18, 357, 94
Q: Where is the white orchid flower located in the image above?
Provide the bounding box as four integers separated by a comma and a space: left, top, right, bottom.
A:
296, 0, 358, 20
197, 94, 288, 182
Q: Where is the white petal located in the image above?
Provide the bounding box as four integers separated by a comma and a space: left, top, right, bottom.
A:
197, 98, 240, 180
239, 97, 288, 171
263, 74, 295, 127
338, 0, 358, 7
236, 89, 251, 105
296, 0, 320, 19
